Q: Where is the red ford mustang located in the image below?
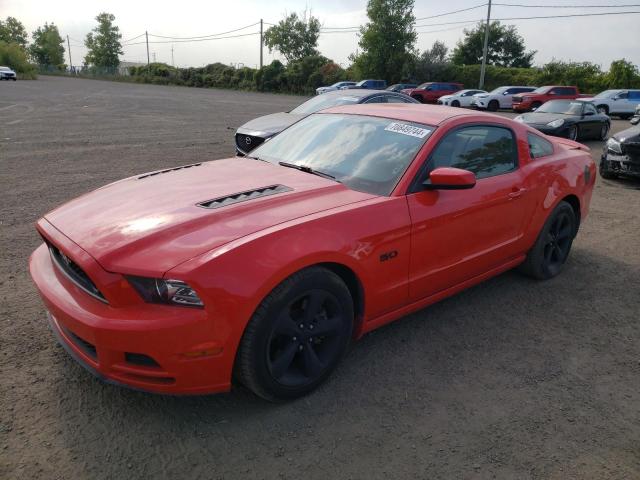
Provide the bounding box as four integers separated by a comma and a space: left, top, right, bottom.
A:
29, 104, 596, 401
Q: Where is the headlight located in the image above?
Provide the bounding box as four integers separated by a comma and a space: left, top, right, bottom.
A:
606, 138, 622, 154
514, 115, 524, 122
127, 276, 204, 307
547, 119, 565, 128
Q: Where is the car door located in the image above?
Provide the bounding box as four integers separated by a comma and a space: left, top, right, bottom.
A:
501, 88, 519, 108
406, 124, 530, 300
579, 102, 600, 137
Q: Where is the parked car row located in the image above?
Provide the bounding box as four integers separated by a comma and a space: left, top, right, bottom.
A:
0, 66, 17, 81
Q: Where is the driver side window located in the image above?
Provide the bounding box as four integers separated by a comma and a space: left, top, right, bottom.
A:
427, 125, 518, 180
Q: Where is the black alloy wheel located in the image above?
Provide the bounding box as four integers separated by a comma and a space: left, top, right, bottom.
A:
519, 201, 576, 280
235, 267, 353, 401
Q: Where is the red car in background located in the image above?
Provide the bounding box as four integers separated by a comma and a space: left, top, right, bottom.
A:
512, 86, 586, 112
402, 82, 464, 103
30, 104, 595, 401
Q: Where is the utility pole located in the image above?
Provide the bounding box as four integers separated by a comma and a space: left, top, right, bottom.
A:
66, 35, 73, 73
259, 19, 263, 69
145, 31, 150, 69
479, 0, 492, 89
152, 52, 156, 62
171, 45, 174, 67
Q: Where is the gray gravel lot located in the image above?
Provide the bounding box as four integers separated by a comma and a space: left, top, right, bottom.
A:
1, 76, 639, 480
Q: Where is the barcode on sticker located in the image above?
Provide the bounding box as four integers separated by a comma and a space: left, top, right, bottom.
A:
385, 122, 430, 138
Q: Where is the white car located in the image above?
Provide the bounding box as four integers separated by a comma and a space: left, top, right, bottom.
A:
437, 89, 487, 107
471, 86, 537, 111
0, 66, 17, 81
578, 89, 640, 119
316, 81, 356, 95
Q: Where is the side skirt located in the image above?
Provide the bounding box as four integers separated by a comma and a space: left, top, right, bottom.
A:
358, 255, 526, 337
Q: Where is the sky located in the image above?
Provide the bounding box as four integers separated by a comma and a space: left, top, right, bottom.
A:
2, 0, 640, 70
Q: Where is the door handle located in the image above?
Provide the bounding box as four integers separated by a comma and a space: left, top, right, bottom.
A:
508, 188, 526, 199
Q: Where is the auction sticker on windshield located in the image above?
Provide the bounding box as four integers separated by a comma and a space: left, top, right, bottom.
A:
385, 122, 431, 138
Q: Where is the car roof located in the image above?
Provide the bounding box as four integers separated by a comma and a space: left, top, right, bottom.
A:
320, 103, 481, 126
321, 89, 400, 99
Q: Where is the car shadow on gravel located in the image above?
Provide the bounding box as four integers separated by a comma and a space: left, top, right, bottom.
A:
44, 245, 640, 479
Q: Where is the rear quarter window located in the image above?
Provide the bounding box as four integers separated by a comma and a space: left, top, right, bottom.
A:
528, 133, 554, 158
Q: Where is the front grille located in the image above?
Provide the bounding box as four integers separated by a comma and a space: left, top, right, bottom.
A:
198, 184, 292, 209
622, 142, 640, 159
48, 243, 107, 303
235, 133, 265, 154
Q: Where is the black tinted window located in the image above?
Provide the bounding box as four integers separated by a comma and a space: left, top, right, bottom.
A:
386, 95, 413, 103
364, 96, 386, 104
428, 126, 517, 179
528, 133, 554, 158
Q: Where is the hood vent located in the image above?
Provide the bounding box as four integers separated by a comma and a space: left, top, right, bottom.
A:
198, 184, 292, 209
138, 163, 202, 179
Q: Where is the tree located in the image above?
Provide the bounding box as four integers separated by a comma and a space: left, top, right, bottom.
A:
451, 21, 535, 68
607, 59, 640, 88
413, 41, 450, 81
351, 0, 417, 84
29, 23, 65, 67
0, 17, 28, 48
84, 12, 123, 68
263, 12, 320, 63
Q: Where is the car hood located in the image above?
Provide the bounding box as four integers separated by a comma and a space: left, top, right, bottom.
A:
43, 158, 375, 275
237, 112, 305, 136
614, 126, 640, 143
520, 112, 575, 125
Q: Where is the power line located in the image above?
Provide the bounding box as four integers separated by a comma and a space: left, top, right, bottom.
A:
147, 22, 259, 40
124, 31, 260, 46
122, 32, 146, 43
494, 2, 640, 7
493, 10, 640, 21
415, 3, 488, 21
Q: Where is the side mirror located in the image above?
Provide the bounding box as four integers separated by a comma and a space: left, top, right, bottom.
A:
423, 167, 476, 190
503, 91, 510, 95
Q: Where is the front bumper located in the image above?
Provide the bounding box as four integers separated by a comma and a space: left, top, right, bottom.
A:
601, 151, 640, 177
29, 242, 234, 395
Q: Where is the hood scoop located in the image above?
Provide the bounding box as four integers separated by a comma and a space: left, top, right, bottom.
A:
197, 184, 292, 209
138, 163, 202, 179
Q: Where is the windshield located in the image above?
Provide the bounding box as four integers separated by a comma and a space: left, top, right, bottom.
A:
532, 86, 551, 94
537, 101, 583, 115
250, 114, 434, 196
594, 90, 620, 98
291, 95, 360, 115
489, 87, 508, 94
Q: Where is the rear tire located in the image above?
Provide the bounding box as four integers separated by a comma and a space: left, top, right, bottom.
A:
519, 201, 577, 280
488, 100, 499, 112
235, 267, 354, 401
599, 123, 609, 140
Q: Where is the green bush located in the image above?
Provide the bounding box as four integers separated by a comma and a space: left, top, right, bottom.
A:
0, 40, 36, 78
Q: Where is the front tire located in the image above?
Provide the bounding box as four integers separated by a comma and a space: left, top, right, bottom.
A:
235, 267, 354, 401
451, 100, 460, 108
488, 100, 499, 111
519, 201, 577, 280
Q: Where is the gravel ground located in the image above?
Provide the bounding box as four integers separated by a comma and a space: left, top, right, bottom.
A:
1, 76, 639, 480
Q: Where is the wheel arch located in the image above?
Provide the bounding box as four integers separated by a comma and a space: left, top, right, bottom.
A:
316, 262, 365, 337
560, 193, 581, 233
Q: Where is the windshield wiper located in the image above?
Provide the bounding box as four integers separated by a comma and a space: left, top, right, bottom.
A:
278, 161, 338, 182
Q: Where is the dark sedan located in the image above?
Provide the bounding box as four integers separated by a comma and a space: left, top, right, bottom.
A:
514, 100, 610, 141
387, 83, 417, 92
235, 90, 418, 155
600, 126, 640, 179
